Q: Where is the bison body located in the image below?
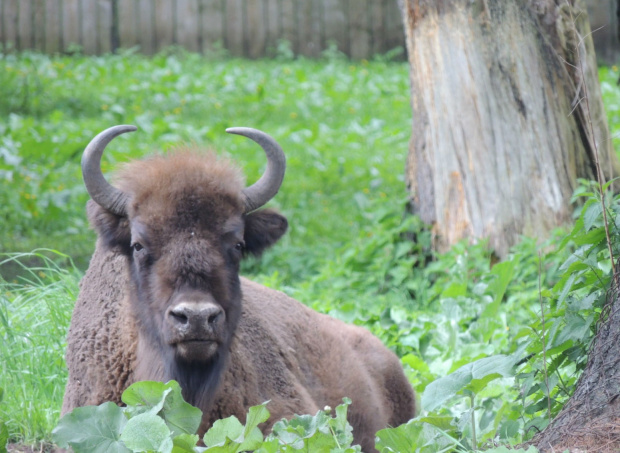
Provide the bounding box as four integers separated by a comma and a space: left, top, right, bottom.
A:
62, 126, 416, 452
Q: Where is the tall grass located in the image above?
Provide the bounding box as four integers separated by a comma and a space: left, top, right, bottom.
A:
0, 251, 78, 443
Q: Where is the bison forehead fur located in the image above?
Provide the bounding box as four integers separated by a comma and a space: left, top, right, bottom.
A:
63, 144, 416, 453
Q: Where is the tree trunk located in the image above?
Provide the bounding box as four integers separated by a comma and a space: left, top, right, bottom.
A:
401, 0, 620, 258
525, 275, 620, 450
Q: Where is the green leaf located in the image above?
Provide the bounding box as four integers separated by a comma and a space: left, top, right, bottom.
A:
203, 415, 244, 449
120, 412, 173, 453
52, 402, 131, 453
122, 381, 203, 437
375, 421, 423, 452
172, 433, 200, 453
481, 260, 515, 323
422, 355, 515, 411
583, 200, 603, 231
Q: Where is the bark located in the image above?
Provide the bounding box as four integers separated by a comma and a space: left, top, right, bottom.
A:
526, 275, 620, 450
401, 0, 620, 258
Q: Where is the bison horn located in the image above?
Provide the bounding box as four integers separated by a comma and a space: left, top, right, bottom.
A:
81, 125, 136, 216
226, 127, 286, 212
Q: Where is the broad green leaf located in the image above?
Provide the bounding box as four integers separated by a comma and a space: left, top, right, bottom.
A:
583, 200, 603, 231
120, 412, 173, 453
422, 355, 515, 411
52, 402, 131, 453
122, 381, 173, 418
418, 415, 454, 431
122, 381, 202, 437
203, 415, 244, 448
172, 433, 200, 453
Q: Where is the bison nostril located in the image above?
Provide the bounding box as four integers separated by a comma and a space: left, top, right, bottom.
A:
169, 309, 189, 325
208, 312, 220, 324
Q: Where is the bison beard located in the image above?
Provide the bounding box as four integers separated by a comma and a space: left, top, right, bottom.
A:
62, 126, 417, 453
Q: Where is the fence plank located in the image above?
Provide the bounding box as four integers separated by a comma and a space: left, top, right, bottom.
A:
225, 0, 243, 56
44, 0, 62, 53
137, 0, 154, 54
154, 0, 174, 51
3, 0, 405, 58
279, 0, 295, 54
176, 0, 199, 52
369, 0, 384, 56
200, 0, 223, 54
98, 0, 112, 53
118, 0, 138, 49
246, 0, 265, 58
261, 0, 278, 56
322, 0, 347, 54
62, 0, 79, 51
17, 0, 33, 50
298, 0, 321, 57
349, 0, 370, 59
384, 0, 403, 53
2, 0, 18, 49
80, 0, 97, 54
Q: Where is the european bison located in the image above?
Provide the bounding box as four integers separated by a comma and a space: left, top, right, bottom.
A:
62, 125, 416, 452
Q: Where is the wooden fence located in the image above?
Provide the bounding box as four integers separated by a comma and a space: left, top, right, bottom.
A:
0, 0, 405, 59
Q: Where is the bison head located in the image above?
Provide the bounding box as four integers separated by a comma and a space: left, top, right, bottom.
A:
81, 126, 287, 395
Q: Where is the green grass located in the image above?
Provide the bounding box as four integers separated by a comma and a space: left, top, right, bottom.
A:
0, 49, 411, 282
0, 251, 78, 443
1, 51, 620, 449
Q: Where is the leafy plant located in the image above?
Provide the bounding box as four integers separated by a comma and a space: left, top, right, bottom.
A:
53, 381, 360, 453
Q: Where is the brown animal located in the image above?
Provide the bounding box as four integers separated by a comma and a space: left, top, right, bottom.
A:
62, 125, 416, 452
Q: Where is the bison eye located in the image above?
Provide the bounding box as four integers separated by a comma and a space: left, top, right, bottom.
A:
132, 242, 144, 252
234, 242, 245, 252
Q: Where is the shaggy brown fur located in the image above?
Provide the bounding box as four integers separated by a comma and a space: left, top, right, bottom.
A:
62, 149, 416, 452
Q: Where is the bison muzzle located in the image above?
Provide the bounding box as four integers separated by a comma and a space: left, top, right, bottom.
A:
62, 125, 416, 452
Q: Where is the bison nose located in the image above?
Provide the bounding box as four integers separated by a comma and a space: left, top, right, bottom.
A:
167, 302, 224, 330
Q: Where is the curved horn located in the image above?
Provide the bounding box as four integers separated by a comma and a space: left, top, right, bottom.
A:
81, 125, 136, 216
226, 127, 286, 212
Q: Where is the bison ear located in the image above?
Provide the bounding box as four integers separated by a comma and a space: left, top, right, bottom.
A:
87, 199, 132, 255
243, 209, 288, 257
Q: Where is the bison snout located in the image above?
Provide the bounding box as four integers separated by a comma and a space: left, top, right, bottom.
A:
166, 301, 225, 363
167, 302, 224, 332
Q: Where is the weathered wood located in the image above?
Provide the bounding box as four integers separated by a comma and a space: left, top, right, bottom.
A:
370, 0, 386, 56
225, 0, 244, 56
349, 0, 370, 59
401, 0, 620, 258
154, 0, 174, 50
298, 0, 321, 57
200, 0, 224, 54
246, 0, 265, 58
176, 0, 199, 52
62, 0, 80, 50
279, 0, 296, 53
322, 0, 348, 53
263, 0, 279, 54
384, 0, 403, 53
0, 0, 406, 58
2, 0, 18, 49
585, 0, 620, 65
137, 0, 154, 54
17, 0, 32, 50
80, 0, 97, 54
118, 0, 139, 50
97, 0, 112, 53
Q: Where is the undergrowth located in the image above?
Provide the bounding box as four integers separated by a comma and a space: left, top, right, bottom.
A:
1, 52, 620, 451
